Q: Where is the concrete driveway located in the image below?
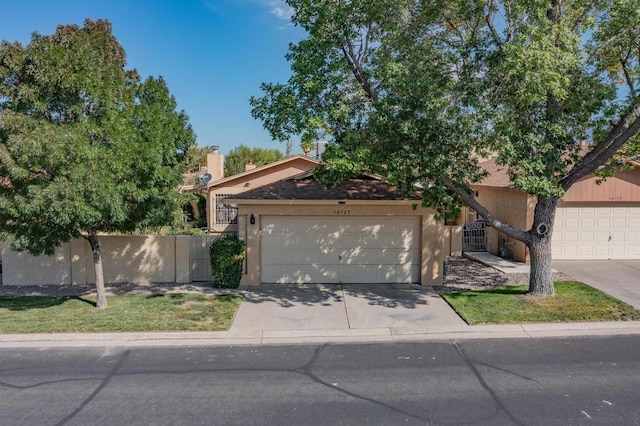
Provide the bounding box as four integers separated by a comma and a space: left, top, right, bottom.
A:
553, 260, 640, 309
230, 284, 467, 333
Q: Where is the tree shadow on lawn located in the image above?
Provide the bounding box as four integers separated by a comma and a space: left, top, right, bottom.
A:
0, 295, 97, 311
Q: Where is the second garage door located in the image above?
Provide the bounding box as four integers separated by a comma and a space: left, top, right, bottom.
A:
261, 216, 420, 284
552, 205, 640, 259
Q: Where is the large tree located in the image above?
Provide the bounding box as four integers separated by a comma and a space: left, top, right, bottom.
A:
0, 20, 195, 308
224, 144, 284, 176
251, 0, 640, 296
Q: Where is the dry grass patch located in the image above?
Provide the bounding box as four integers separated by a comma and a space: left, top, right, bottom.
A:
0, 293, 243, 333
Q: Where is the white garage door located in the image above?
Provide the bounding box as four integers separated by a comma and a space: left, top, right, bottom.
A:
261, 216, 420, 284
552, 205, 640, 259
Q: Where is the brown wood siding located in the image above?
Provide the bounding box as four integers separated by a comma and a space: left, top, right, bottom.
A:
562, 169, 640, 202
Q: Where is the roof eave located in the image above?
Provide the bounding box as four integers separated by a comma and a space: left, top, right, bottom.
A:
225, 199, 420, 206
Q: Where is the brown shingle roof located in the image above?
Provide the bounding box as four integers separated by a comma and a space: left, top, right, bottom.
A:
229, 172, 420, 201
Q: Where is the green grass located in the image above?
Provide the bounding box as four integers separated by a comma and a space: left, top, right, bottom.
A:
0, 293, 243, 333
442, 281, 640, 325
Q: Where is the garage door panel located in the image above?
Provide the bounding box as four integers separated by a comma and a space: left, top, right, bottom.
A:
262, 249, 282, 265
317, 267, 339, 283
578, 245, 594, 256
281, 249, 304, 264
611, 245, 626, 257
261, 215, 420, 284
262, 266, 284, 283
262, 231, 283, 248
360, 265, 381, 281
611, 218, 627, 228
383, 235, 417, 249
579, 231, 595, 242
563, 231, 579, 242
553, 205, 640, 260
565, 218, 579, 228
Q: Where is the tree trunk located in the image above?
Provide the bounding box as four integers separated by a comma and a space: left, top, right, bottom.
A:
527, 197, 558, 296
86, 229, 108, 309
528, 234, 555, 296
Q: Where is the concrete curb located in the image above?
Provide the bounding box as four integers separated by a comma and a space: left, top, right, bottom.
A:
2, 321, 640, 348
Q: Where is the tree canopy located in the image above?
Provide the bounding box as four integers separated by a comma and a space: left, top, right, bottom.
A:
0, 19, 196, 307
224, 144, 284, 176
251, 0, 640, 295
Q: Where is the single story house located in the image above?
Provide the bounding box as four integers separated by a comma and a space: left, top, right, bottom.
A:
227, 171, 447, 286
468, 157, 640, 261
180, 147, 320, 233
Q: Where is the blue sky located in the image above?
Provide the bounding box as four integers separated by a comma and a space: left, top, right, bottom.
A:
0, 0, 304, 154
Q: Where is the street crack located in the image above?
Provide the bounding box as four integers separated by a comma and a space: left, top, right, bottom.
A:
54, 350, 131, 426
454, 342, 524, 426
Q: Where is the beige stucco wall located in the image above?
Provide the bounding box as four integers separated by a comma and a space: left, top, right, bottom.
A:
234, 202, 445, 286
1, 235, 196, 286
472, 187, 534, 262
206, 158, 318, 232
2, 243, 74, 286
444, 225, 463, 257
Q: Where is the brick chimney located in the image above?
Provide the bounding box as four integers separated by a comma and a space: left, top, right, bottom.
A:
206, 146, 224, 181
245, 160, 256, 172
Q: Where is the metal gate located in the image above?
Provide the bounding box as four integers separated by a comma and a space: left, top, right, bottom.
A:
462, 221, 486, 252
190, 235, 218, 281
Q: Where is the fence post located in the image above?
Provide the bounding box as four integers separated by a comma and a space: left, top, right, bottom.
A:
175, 235, 191, 283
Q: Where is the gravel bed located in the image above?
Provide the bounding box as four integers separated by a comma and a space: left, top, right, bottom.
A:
0, 256, 574, 296
439, 256, 573, 294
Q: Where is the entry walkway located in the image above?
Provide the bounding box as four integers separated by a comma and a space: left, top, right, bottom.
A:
464, 252, 531, 273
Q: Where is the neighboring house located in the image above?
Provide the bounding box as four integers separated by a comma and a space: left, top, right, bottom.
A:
179, 147, 320, 233
467, 157, 640, 262
227, 171, 446, 286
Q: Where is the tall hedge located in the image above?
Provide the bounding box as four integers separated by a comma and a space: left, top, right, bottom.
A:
210, 235, 246, 288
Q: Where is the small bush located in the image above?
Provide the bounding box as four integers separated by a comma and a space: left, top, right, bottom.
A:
210, 235, 246, 288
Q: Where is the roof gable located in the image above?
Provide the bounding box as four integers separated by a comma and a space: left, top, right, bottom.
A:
208, 155, 320, 189
230, 171, 420, 201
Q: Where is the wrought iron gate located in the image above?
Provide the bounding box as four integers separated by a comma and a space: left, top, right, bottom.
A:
462, 221, 487, 252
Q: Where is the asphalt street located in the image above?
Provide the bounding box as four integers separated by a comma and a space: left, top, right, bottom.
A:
1, 336, 639, 425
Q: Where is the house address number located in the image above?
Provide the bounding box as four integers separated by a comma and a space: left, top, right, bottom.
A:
333, 210, 351, 215
609, 196, 623, 201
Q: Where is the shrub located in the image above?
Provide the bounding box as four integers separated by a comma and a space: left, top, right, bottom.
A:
209, 235, 246, 288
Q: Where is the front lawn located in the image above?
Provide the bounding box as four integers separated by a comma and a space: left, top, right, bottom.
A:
0, 293, 243, 333
442, 281, 640, 325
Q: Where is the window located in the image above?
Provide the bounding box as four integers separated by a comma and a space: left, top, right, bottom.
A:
215, 194, 237, 225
